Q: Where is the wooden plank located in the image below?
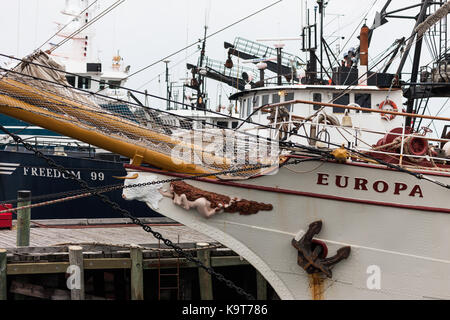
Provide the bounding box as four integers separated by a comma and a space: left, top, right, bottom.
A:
2, 243, 202, 255
5, 246, 69, 255
211, 256, 249, 268
197, 243, 213, 300
9, 281, 106, 300
130, 246, 144, 300
68, 246, 85, 300
16, 191, 31, 247
0, 225, 214, 248
256, 270, 268, 300
10, 280, 70, 300
84, 258, 131, 270
5, 256, 249, 275
0, 249, 6, 300
145, 256, 249, 269
7, 262, 70, 275
144, 258, 193, 269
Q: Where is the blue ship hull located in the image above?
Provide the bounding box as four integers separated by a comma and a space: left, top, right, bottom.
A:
0, 150, 159, 220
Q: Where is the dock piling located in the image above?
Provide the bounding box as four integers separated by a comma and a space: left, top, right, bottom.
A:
197, 243, 213, 300
16, 191, 31, 247
256, 270, 268, 300
130, 246, 144, 300
0, 249, 7, 300
68, 246, 85, 300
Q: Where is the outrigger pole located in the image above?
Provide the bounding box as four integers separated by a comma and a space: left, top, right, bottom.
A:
395, 0, 431, 127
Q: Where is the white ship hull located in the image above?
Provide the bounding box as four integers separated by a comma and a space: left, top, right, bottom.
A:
124, 159, 450, 300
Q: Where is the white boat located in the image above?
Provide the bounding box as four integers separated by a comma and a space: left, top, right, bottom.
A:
122, 152, 450, 300
120, 1, 450, 300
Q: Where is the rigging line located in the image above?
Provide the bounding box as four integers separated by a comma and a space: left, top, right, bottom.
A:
369, 41, 399, 70
0, 66, 277, 148
49, 0, 125, 53
1, 91, 447, 191
123, 0, 284, 81
422, 39, 450, 67
421, 94, 449, 133
0, 125, 31, 143
0, 182, 122, 207
425, 103, 439, 135
0, 55, 284, 144
424, 34, 438, 62
0, 125, 257, 300
414, 80, 434, 130
35, 0, 99, 52
430, 32, 439, 61
0, 156, 324, 214
51, 0, 123, 52
1, 61, 448, 189
336, 0, 379, 59
0, 27, 419, 137
0, 32, 427, 145
136, 48, 201, 91
0, 156, 322, 215
2, 28, 405, 115
434, 98, 450, 118
0, 37, 411, 150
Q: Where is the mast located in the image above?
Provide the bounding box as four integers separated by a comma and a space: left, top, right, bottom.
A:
164, 60, 171, 110
301, 4, 318, 84
196, 25, 208, 110
397, 0, 431, 127
317, 0, 324, 81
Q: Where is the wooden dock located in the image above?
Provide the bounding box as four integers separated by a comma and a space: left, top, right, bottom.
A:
0, 219, 213, 249
0, 219, 274, 300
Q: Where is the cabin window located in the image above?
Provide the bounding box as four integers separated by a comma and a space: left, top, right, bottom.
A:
217, 121, 229, 129
313, 93, 322, 111
99, 80, 106, 91
272, 94, 281, 104
241, 99, 246, 118
66, 76, 76, 87
355, 94, 372, 113
285, 92, 294, 112
253, 96, 260, 109
77, 76, 91, 89
232, 121, 239, 129
262, 95, 269, 106
332, 93, 349, 113
247, 98, 252, 117
108, 80, 121, 89
87, 63, 102, 73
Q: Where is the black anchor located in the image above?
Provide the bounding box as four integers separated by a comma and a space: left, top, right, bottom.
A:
292, 221, 351, 278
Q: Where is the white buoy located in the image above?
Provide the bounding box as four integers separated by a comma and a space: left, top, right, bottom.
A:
443, 141, 450, 157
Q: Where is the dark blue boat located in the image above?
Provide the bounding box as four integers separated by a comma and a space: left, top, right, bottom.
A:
0, 146, 159, 220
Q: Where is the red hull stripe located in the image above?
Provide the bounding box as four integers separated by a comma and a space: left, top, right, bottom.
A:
125, 165, 450, 214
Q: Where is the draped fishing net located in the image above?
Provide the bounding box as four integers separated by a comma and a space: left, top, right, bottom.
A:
0, 51, 279, 179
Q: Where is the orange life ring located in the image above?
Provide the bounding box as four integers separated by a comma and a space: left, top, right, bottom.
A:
379, 99, 398, 121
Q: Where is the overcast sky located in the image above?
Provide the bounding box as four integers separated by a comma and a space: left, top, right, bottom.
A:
0, 0, 448, 134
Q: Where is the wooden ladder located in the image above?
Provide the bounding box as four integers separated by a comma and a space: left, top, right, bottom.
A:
157, 239, 180, 300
